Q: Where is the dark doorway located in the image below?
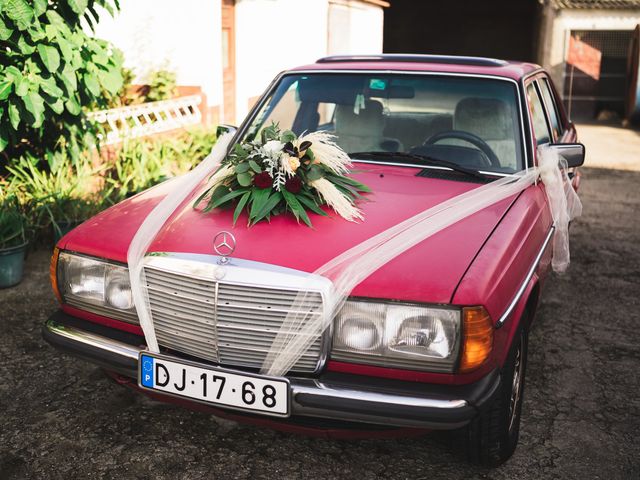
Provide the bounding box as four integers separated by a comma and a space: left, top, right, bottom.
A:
383, 0, 539, 62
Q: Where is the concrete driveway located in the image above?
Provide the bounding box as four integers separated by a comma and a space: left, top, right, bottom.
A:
1, 126, 639, 479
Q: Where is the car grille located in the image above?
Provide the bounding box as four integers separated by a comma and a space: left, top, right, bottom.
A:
143, 264, 324, 373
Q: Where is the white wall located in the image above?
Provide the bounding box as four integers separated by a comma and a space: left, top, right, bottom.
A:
328, 0, 384, 55
92, 0, 386, 124
234, 0, 329, 123
91, 0, 223, 109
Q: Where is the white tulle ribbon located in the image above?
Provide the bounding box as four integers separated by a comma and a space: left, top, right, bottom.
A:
260, 147, 582, 376
127, 133, 233, 352
126, 138, 581, 374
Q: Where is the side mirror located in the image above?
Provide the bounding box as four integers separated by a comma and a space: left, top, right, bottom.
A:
216, 124, 238, 137
548, 143, 585, 168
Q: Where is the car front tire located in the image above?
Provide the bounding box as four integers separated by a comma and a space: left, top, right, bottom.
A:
457, 325, 529, 467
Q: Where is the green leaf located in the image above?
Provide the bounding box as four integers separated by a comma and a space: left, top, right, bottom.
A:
39, 76, 64, 97
298, 195, 328, 217
65, 94, 81, 115
252, 191, 283, 225
22, 91, 45, 127
57, 37, 73, 61
282, 190, 312, 227
248, 160, 262, 173
15, 77, 28, 97
0, 131, 9, 152
83, 73, 101, 97
281, 130, 296, 142
249, 188, 271, 219
37, 44, 61, 73
0, 80, 13, 100
67, 0, 89, 14
0, 17, 13, 40
6, 0, 33, 31
305, 147, 315, 161
98, 67, 123, 95
61, 65, 77, 93
8, 103, 20, 130
33, 0, 47, 16
237, 172, 252, 187
208, 188, 248, 210
233, 143, 248, 159
232, 191, 251, 225
47, 98, 64, 114
17, 35, 36, 54
307, 164, 324, 181
235, 162, 250, 174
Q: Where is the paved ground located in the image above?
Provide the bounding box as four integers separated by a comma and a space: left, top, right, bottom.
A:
577, 122, 640, 171
1, 135, 639, 479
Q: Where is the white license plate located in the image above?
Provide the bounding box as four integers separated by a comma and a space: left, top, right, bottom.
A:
138, 353, 290, 416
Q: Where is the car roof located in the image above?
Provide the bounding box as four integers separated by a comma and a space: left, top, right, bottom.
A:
289, 54, 542, 81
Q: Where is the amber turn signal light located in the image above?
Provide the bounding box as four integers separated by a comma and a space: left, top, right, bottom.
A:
459, 306, 494, 373
50, 247, 62, 303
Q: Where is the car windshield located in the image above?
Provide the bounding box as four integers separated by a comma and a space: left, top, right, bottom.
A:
242, 73, 525, 173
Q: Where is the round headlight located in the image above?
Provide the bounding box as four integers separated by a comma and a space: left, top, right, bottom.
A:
338, 316, 381, 351
105, 268, 134, 310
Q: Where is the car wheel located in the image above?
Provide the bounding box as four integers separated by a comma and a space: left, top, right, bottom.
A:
457, 326, 529, 467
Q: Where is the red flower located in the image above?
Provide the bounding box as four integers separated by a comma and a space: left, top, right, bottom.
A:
253, 172, 273, 189
285, 176, 303, 194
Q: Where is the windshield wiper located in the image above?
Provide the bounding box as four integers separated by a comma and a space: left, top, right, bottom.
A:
349, 151, 488, 180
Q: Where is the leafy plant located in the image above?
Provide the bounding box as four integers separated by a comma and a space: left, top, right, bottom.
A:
0, 195, 26, 249
197, 123, 369, 226
141, 69, 177, 103
0, 0, 123, 165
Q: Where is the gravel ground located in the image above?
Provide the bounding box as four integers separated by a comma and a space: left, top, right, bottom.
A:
1, 166, 639, 480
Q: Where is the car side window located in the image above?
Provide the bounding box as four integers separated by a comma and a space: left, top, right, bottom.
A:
526, 82, 551, 145
538, 78, 563, 141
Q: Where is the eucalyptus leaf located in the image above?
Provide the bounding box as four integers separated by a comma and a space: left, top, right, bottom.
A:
307, 164, 324, 181
235, 162, 250, 174
248, 160, 262, 173
281, 130, 296, 142
237, 171, 252, 187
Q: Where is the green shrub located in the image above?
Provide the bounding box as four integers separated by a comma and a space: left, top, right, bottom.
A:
142, 69, 177, 103
0, 195, 26, 249
0, 0, 123, 165
3, 127, 218, 245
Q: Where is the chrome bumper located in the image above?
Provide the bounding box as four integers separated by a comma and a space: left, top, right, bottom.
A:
43, 312, 498, 429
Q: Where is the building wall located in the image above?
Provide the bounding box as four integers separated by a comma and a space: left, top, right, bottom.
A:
92, 0, 224, 118
92, 0, 385, 125
234, 0, 384, 123
538, 7, 640, 92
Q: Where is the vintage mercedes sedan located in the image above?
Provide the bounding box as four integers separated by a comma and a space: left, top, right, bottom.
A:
43, 54, 584, 466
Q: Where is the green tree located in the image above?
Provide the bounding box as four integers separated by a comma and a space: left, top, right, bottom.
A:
0, 0, 123, 164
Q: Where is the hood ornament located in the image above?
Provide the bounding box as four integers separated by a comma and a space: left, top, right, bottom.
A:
213, 231, 236, 265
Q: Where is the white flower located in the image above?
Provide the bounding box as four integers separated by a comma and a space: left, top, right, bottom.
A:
261, 140, 284, 159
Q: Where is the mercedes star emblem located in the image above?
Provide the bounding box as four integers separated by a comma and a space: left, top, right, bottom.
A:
213, 231, 236, 264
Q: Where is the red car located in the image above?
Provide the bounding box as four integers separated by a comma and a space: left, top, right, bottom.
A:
44, 54, 584, 466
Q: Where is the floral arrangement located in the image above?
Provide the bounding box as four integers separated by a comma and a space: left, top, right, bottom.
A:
196, 124, 370, 226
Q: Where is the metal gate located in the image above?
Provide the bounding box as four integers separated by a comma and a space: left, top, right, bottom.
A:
564, 29, 634, 119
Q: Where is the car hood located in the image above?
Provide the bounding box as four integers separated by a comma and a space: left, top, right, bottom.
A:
62, 163, 519, 304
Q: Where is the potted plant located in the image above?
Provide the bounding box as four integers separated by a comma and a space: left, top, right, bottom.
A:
0, 197, 28, 288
